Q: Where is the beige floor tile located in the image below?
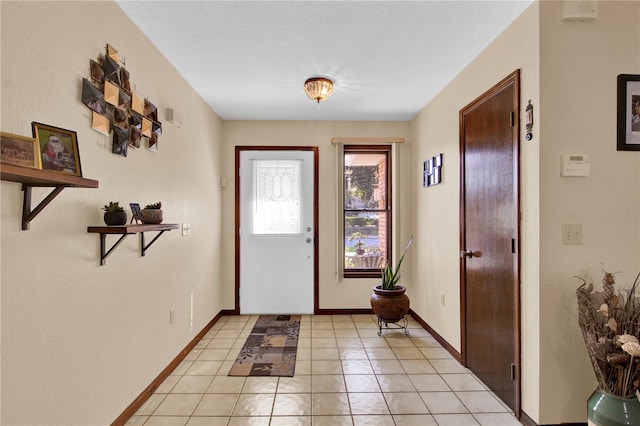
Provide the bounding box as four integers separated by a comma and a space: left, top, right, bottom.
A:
185, 349, 203, 361
352, 414, 395, 425
312, 347, 340, 360
441, 373, 485, 391
376, 374, 416, 392
227, 416, 270, 425
185, 417, 229, 426
270, 415, 312, 425
154, 394, 202, 416
420, 391, 468, 413
205, 376, 245, 393
207, 338, 235, 349
399, 359, 436, 374
385, 337, 416, 348
241, 376, 279, 393
312, 321, 335, 330
296, 347, 311, 360
311, 316, 332, 322
312, 360, 343, 375
384, 392, 429, 414
135, 393, 166, 416
369, 359, 405, 375
357, 328, 383, 338
311, 338, 338, 348
156, 375, 180, 393
455, 391, 508, 413
311, 375, 347, 393
339, 347, 368, 360
185, 360, 223, 376
331, 315, 353, 322
197, 348, 230, 361
272, 393, 311, 416
420, 347, 453, 359
341, 359, 374, 375
348, 392, 390, 415
312, 393, 351, 415
409, 374, 450, 391
172, 376, 214, 394
474, 413, 522, 425
295, 360, 312, 375
312, 329, 336, 338
232, 393, 275, 416
410, 336, 441, 348
215, 360, 234, 375
334, 328, 360, 337
392, 347, 425, 359
345, 374, 381, 393
312, 415, 354, 426
393, 414, 439, 425
432, 413, 480, 425
171, 360, 194, 376
194, 339, 210, 349
192, 394, 238, 416
277, 376, 312, 393
365, 347, 396, 360
336, 337, 364, 348
215, 329, 245, 339
429, 359, 468, 374
333, 322, 357, 329
143, 416, 189, 426
124, 415, 148, 425
297, 337, 312, 348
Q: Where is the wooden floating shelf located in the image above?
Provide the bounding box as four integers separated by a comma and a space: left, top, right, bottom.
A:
87, 223, 180, 265
1, 163, 99, 230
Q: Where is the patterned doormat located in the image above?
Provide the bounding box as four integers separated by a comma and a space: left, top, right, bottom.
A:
228, 315, 300, 377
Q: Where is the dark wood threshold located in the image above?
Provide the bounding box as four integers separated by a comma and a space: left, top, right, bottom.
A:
409, 309, 462, 363
111, 309, 235, 426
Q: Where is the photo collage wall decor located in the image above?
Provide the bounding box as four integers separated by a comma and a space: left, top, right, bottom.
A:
81, 44, 162, 156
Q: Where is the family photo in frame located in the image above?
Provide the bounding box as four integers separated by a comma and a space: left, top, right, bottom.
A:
617, 74, 640, 151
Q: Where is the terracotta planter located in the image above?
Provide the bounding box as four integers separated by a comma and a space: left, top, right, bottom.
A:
370, 285, 410, 322
141, 209, 163, 224
103, 211, 127, 226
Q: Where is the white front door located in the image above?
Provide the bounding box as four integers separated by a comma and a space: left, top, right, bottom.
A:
238, 149, 315, 314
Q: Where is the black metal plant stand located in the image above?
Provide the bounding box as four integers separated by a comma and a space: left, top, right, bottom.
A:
376, 316, 409, 336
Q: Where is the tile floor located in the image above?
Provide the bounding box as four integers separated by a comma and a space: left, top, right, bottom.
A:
126, 314, 522, 426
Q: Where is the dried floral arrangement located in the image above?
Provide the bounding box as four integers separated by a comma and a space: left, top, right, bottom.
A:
576, 267, 640, 400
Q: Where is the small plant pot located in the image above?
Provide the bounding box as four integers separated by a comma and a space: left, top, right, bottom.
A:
103, 211, 127, 226
141, 209, 163, 224
356, 248, 365, 255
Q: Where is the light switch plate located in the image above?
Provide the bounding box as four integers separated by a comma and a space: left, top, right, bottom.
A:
562, 224, 583, 245
182, 223, 191, 236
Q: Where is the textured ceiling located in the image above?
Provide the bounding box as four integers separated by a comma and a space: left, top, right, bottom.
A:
116, 0, 533, 121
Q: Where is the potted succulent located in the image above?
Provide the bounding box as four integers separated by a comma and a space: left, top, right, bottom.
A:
370, 235, 414, 324
141, 201, 163, 224
102, 202, 127, 226
349, 231, 367, 255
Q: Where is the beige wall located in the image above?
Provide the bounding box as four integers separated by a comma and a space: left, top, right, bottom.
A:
411, 1, 640, 424
538, 1, 640, 423
1, 1, 223, 424
220, 121, 412, 311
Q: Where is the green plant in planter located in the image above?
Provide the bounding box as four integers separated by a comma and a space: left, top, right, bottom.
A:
144, 201, 162, 210
102, 201, 124, 213
380, 235, 414, 290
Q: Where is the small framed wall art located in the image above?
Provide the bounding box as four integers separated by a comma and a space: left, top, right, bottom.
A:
423, 153, 443, 187
617, 74, 640, 151
0, 132, 41, 169
31, 122, 82, 176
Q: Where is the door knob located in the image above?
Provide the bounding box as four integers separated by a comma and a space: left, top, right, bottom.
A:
460, 250, 474, 259
306, 237, 312, 243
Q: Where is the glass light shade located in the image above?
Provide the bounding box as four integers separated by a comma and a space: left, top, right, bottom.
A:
304, 77, 333, 103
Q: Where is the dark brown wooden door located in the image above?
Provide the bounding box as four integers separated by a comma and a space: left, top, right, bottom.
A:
460, 71, 520, 413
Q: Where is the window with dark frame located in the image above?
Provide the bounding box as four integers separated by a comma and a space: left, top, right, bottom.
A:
343, 145, 391, 278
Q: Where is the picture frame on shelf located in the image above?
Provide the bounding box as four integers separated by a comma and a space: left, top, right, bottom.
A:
617, 74, 640, 151
0, 131, 41, 169
31, 122, 82, 176
129, 203, 143, 224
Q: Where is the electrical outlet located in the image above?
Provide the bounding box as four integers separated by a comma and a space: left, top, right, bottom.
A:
440, 293, 445, 306
562, 224, 583, 245
182, 223, 191, 236
169, 308, 175, 324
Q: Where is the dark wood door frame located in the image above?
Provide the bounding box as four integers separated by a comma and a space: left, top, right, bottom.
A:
459, 70, 521, 415
234, 146, 320, 314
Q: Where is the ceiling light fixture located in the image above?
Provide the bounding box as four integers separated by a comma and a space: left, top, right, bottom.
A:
304, 77, 333, 103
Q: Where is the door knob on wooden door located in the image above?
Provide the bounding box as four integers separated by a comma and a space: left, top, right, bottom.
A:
460, 249, 474, 259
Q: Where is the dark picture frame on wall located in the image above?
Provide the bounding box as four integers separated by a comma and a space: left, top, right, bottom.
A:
617, 74, 640, 151
31, 122, 82, 176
